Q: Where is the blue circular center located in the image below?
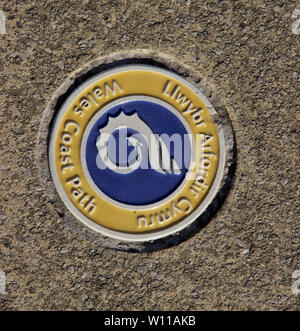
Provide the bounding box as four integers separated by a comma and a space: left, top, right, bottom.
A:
85, 99, 191, 205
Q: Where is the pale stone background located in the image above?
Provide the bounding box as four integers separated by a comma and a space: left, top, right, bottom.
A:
0, 0, 299, 310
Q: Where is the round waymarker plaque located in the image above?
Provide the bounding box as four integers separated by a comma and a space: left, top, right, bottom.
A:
45, 61, 233, 244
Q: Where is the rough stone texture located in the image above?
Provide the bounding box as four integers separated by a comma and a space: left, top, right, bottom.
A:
0, 0, 299, 310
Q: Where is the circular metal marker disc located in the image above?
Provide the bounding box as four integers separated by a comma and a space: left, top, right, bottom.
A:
44, 59, 232, 245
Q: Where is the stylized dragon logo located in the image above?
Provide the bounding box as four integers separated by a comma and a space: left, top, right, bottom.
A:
96, 111, 181, 175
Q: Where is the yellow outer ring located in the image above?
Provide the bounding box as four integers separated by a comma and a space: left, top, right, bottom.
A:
52, 69, 220, 234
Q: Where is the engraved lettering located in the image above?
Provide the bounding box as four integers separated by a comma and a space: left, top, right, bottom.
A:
84, 197, 96, 214
163, 80, 172, 97
64, 120, 79, 134
72, 187, 83, 198
136, 197, 191, 228
61, 164, 74, 173
155, 209, 171, 224
93, 87, 103, 99
105, 80, 123, 98
87, 93, 99, 106
177, 197, 192, 213
66, 175, 96, 214
190, 134, 217, 197
61, 132, 72, 144
162, 80, 207, 128
73, 105, 84, 117
137, 216, 147, 229
60, 145, 70, 154
66, 175, 81, 187
80, 97, 90, 109
171, 201, 182, 217
171, 85, 180, 98
175, 90, 191, 108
